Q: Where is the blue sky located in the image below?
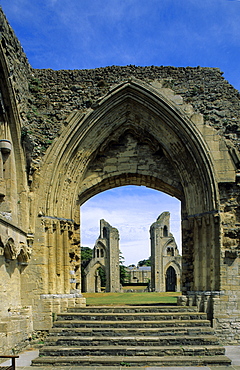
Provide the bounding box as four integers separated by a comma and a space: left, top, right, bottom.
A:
1, 0, 239, 264
1, 0, 240, 90
81, 187, 181, 266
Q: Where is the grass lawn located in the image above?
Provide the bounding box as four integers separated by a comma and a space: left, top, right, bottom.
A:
82, 292, 181, 306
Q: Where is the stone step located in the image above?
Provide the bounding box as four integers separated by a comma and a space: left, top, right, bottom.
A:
50, 325, 214, 336
38, 344, 225, 357
67, 305, 198, 313
53, 318, 210, 328
45, 334, 219, 347
32, 354, 232, 367
56, 311, 207, 321
34, 305, 231, 367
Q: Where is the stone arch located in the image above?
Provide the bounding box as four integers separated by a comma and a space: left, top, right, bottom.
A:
93, 241, 106, 259
82, 219, 120, 293
163, 238, 179, 257
83, 260, 105, 293
34, 78, 223, 298
164, 261, 181, 292
150, 212, 181, 292
38, 79, 218, 216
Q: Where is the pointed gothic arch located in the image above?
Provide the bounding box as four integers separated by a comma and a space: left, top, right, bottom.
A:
34, 79, 223, 296
38, 79, 219, 217
164, 261, 181, 292
166, 266, 177, 292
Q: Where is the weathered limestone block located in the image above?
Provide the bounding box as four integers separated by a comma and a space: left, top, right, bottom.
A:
0, 306, 33, 353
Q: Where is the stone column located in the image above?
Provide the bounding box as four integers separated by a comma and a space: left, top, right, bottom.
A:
181, 218, 194, 293
70, 223, 81, 291
62, 221, 70, 294
0, 149, 4, 196
47, 221, 56, 294
205, 215, 211, 290
212, 214, 220, 291
202, 218, 208, 291
55, 220, 64, 293
193, 217, 200, 291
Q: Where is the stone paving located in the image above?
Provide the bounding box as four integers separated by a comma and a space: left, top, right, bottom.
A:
1, 346, 240, 369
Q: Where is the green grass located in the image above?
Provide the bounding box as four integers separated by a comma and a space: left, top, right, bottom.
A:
82, 292, 181, 306
122, 285, 149, 291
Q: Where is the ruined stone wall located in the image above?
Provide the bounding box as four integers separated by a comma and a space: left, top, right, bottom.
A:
0, 7, 32, 124
212, 182, 240, 343
1, 7, 239, 169
84, 219, 120, 293
0, 9, 33, 354
150, 212, 182, 292
23, 66, 240, 174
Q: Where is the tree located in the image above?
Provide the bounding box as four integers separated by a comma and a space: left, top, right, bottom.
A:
81, 246, 93, 271
119, 250, 130, 284
120, 265, 130, 284
138, 257, 151, 267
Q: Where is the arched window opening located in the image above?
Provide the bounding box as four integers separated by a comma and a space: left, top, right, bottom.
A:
167, 247, 174, 256
163, 225, 168, 237
81, 185, 181, 293
103, 227, 108, 239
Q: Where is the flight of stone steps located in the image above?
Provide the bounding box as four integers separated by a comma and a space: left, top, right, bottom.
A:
32, 305, 231, 367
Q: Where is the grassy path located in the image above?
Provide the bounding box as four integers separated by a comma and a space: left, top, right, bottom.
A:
82, 292, 180, 306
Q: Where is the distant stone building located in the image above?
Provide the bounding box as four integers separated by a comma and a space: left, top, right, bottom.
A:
127, 265, 151, 284
150, 212, 181, 292
82, 219, 120, 293
124, 211, 181, 292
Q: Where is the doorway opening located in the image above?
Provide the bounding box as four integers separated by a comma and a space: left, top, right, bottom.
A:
80, 185, 181, 292
166, 266, 177, 292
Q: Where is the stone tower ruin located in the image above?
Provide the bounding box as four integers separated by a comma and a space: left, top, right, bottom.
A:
83, 219, 120, 293
150, 212, 181, 292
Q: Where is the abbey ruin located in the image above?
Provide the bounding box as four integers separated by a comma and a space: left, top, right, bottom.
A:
82, 212, 181, 293
151, 212, 181, 292
82, 219, 120, 293
1, 6, 240, 354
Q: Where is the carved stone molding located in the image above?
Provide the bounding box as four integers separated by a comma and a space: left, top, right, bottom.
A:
4, 237, 20, 260
17, 242, 32, 265
0, 235, 32, 264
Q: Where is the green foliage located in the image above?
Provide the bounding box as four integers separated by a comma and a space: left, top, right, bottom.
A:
81, 246, 93, 262
21, 127, 32, 137
119, 250, 125, 265
120, 265, 130, 285
138, 257, 151, 267
29, 77, 42, 93
119, 250, 130, 284
81, 246, 93, 277
97, 266, 106, 287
